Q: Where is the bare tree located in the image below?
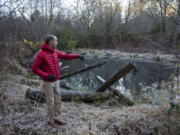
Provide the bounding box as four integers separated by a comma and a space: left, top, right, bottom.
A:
73, 0, 98, 36
172, 0, 180, 48
124, 0, 134, 24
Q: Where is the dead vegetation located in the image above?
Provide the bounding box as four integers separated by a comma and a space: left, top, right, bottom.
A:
0, 97, 180, 135
0, 75, 180, 135
0, 42, 29, 83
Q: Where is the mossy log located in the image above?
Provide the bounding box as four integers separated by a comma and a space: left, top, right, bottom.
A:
26, 88, 113, 103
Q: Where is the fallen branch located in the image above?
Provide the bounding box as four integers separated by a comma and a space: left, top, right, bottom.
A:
96, 76, 134, 106
61, 66, 70, 71
59, 61, 106, 80
26, 88, 112, 103
96, 63, 136, 92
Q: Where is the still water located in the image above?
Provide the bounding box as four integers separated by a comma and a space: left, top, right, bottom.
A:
60, 57, 177, 103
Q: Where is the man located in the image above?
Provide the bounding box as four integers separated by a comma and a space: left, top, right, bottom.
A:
32, 35, 84, 128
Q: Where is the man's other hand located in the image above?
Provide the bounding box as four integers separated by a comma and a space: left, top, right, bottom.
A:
46, 75, 56, 81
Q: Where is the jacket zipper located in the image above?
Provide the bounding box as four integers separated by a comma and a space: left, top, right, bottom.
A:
53, 53, 57, 79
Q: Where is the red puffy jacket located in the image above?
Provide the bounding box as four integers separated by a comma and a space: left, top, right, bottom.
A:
32, 43, 79, 82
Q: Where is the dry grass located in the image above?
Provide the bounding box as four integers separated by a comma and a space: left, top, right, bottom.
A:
0, 75, 180, 135
0, 99, 180, 135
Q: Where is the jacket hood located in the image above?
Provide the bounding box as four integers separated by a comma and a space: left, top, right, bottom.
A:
40, 43, 54, 53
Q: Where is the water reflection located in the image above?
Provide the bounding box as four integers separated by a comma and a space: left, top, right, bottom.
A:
60, 57, 177, 102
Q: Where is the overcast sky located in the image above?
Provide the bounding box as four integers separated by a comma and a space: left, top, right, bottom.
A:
61, 0, 129, 17
62, 0, 128, 7
0, 0, 129, 17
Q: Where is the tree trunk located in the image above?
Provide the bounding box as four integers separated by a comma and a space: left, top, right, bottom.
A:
96, 75, 134, 106
26, 88, 113, 103
173, 0, 180, 48
96, 63, 136, 92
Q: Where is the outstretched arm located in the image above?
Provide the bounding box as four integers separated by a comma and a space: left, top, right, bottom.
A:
32, 53, 48, 78
56, 50, 79, 60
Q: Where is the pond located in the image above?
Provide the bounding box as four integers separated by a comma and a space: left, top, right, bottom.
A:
60, 57, 178, 103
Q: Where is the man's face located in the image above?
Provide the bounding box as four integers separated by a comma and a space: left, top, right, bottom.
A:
49, 37, 58, 49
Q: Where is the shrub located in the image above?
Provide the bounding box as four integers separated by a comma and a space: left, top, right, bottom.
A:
55, 29, 77, 50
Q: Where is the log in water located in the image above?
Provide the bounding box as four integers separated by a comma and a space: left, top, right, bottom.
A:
59, 61, 106, 80
96, 75, 134, 106
96, 63, 136, 92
